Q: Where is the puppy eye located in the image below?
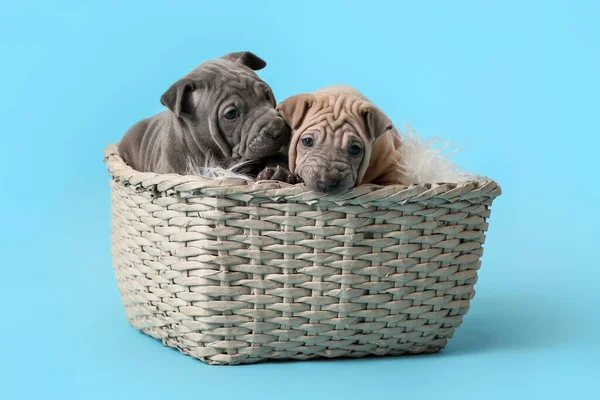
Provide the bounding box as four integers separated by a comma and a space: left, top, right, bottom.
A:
223, 108, 239, 120
265, 91, 272, 101
302, 137, 314, 147
348, 144, 362, 155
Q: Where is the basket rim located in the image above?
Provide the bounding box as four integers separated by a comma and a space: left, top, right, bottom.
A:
104, 143, 501, 203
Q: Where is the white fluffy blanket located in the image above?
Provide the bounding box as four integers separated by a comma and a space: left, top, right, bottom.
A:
186, 125, 481, 184
396, 125, 481, 184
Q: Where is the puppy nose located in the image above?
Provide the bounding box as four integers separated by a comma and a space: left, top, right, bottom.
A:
269, 130, 282, 139
263, 119, 289, 140
316, 179, 340, 192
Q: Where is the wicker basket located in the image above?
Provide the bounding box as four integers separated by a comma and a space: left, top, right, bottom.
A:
104, 143, 501, 365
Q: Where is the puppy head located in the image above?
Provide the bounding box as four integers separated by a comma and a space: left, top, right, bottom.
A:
160, 51, 289, 161
278, 91, 392, 195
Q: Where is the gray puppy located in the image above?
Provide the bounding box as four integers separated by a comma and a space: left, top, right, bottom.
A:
118, 51, 294, 182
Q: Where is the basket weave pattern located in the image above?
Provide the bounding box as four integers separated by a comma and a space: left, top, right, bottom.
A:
105, 144, 501, 365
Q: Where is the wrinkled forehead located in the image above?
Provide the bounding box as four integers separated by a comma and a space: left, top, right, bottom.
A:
297, 93, 370, 140
187, 60, 271, 92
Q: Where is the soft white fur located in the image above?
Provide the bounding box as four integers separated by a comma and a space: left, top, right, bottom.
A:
185, 156, 254, 181
186, 125, 481, 184
397, 124, 481, 184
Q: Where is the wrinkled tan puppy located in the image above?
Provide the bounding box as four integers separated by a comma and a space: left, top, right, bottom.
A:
277, 84, 405, 195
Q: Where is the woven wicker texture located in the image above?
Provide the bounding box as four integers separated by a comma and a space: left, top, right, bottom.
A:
104, 143, 501, 365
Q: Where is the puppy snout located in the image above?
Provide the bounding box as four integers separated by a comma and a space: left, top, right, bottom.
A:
261, 117, 289, 141
316, 178, 340, 192
314, 169, 346, 193
269, 129, 282, 139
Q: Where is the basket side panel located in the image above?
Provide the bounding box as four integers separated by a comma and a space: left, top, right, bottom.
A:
151, 196, 491, 364
108, 173, 496, 365
110, 181, 177, 340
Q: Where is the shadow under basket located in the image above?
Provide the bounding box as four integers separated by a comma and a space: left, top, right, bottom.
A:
104, 143, 502, 365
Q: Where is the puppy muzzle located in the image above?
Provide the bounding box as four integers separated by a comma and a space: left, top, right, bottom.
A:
300, 165, 354, 195
243, 116, 289, 159
260, 117, 289, 142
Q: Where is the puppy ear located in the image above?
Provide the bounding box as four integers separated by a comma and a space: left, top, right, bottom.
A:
360, 105, 394, 141
160, 79, 195, 118
276, 94, 314, 130
220, 51, 266, 71
278, 94, 314, 174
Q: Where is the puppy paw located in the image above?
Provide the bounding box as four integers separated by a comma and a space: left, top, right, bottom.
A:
257, 165, 297, 184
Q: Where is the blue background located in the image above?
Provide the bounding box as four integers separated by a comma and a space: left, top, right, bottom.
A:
2, 1, 599, 399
